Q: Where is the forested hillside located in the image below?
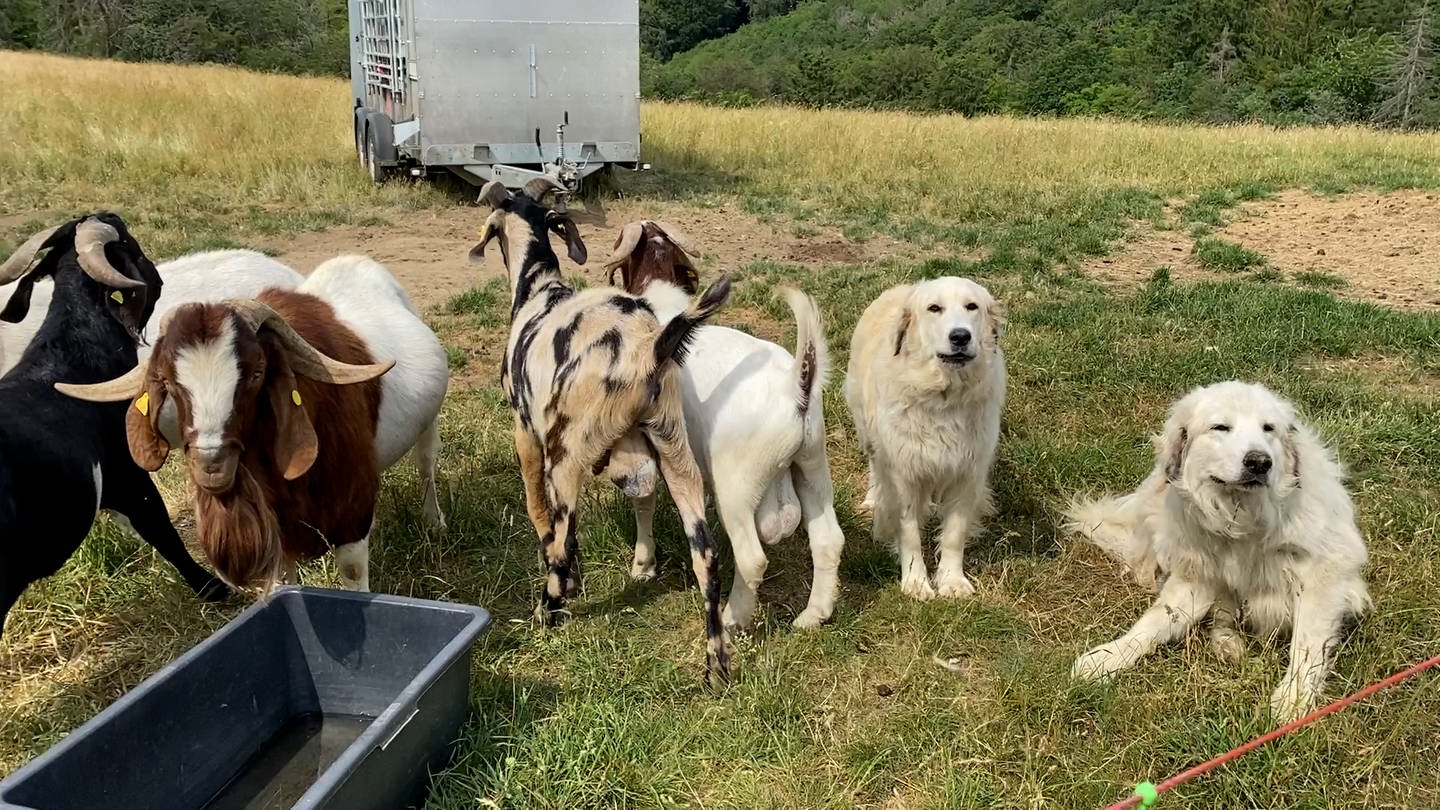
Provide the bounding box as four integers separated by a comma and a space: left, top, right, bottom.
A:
6, 0, 1439, 128
653, 0, 1440, 127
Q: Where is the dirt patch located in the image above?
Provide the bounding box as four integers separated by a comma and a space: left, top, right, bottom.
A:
267, 200, 922, 313
1086, 189, 1440, 311
1219, 189, 1440, 310
1300, 353, 1440, 396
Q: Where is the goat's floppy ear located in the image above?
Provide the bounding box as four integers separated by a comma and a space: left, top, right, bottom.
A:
892, 307, 912, 357
0, 275, 40, 323
261, 334, 318, 480
547, 211, 588, 265
468, 211, 503, 263
124, 378, 171, 472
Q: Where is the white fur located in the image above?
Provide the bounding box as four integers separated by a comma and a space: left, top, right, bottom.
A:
334, 536, 370, 591
299, 255, 450, 532
173, 319, 239, 458
626, 288, 846, 630
1067, 381, 1371, 723
91, 463, 103, 518
844, 277, 1006, 601
1, 249, 304, 377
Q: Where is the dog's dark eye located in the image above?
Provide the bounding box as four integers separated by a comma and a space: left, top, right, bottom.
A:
1210, 424, 1231, 432
965, 302, 979, 311
1262, 423, 1275, 432
927, 304, 943, 313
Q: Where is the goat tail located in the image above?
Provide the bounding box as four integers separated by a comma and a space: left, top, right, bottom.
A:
652, 274, 733, 369
1064, 482, 1162, 590
777, 286, 830, 416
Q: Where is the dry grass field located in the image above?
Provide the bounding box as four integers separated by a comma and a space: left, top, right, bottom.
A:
2, 50, 1439, 808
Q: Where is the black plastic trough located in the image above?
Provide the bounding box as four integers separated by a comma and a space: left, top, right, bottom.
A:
0, 586, 491, 810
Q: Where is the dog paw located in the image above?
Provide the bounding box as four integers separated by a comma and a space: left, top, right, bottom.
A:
935, 572, 976, 599
900, 575, 937, 602
1071, 644, 1126, 682
1209, 629, 1246, 664
792, 606, 829, 629
1269, 680, 1316, 724
629, 557, 657, 582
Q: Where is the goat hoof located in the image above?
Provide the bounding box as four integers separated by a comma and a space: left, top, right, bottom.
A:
629, 560, 657, 582
532, 601, 560, 627
194, 577, 230, 602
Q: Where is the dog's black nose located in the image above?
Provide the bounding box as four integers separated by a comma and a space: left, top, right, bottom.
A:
1243, 451, 1272, 475
949, 328, 972, 348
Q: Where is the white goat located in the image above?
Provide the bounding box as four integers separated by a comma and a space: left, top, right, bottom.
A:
299, 255, 450, 532
1, 249, 304, 377
602, 221, 845, 630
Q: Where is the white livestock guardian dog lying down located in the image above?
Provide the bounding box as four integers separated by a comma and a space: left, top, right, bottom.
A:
1068, 381, 1370, 722
845, 276, 1006, 601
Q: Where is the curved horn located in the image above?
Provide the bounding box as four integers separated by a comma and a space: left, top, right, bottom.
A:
477, 179, 509, 209
523, 176, 565, 202
0, 224, 62, 284
651, 220, 703, 258
55, 361, 150, 402
226, 299, 395, 384
602, 221, 645, 269
75, 219, 146, 290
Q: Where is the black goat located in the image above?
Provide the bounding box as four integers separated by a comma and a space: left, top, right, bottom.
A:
0, 213, 225, 636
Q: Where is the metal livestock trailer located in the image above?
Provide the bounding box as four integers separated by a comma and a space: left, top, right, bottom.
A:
348, 0, 646, 198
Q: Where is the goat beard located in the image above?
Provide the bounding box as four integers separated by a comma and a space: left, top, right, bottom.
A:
192, 464, 285, 597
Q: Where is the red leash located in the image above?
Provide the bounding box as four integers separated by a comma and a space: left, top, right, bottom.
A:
1104, 651, 1440, 809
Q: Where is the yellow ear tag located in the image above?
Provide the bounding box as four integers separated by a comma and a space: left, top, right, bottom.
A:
135, 392, 150, 416
291, 389, 303, 406
110, 290, 124, 303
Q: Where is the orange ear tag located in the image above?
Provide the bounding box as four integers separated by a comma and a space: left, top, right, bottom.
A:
292, 389, 303, 406
135, 392, 150, 416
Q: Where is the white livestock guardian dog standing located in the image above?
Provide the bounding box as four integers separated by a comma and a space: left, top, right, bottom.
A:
845, 276, 1006, 601
1068, 381, 1370, 722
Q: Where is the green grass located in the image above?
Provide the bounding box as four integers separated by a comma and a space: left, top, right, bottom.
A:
1296, 270, 1350, 290
1193, 237, 1269, 273
4, 53, 1440, 810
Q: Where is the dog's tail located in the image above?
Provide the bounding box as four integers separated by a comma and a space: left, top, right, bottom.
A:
778, 286, 830, 417
1064, 481, 1162, 591
652, 275, 732, 369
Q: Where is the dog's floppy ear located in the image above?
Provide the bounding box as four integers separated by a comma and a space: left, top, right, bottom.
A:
1164, 425, 1188, 482
986, 297, 1007, 347
892, 307, 912, 357
1282, 425, 1303, 489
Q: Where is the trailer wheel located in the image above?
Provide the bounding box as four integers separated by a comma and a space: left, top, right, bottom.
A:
364, 127, 389, 184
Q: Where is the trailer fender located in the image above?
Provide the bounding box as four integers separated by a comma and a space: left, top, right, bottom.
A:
353, 106, 370, 164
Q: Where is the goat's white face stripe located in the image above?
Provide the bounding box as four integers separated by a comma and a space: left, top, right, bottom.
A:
175, 319, 240, 454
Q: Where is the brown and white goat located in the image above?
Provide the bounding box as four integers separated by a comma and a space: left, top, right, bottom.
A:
601, 221, 846, 631
57, 292, 393, 593
473, 178, 735, 684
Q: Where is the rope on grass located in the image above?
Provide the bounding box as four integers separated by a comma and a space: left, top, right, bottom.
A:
1103, 651, 1440, 809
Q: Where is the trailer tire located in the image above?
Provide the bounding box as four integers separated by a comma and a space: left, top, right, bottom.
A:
354, 107, 369, 166
364, 126, 390, 184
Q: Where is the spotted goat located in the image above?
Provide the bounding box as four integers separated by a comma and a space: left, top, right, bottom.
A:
472, 178, 735, 684
601, 220, 845, 631
57, 256, 449, 594
0, 214, 224, 634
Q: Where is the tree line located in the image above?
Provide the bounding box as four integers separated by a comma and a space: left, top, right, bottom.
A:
5, 0, 1438, 129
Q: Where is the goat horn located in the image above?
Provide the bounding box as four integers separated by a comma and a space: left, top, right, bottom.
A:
523, 176, 565, 202
75, 219, 146, 291
0, 224, 62, 284
651, 220, 703, 258
55, 361, 150, 402
477, 180, 509, 209
225, 299, 396, 385
602, 221, 645, 269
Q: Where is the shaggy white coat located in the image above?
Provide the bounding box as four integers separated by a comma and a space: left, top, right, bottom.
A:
1068, 380, 1370, 722
844, 276, 1006, 601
